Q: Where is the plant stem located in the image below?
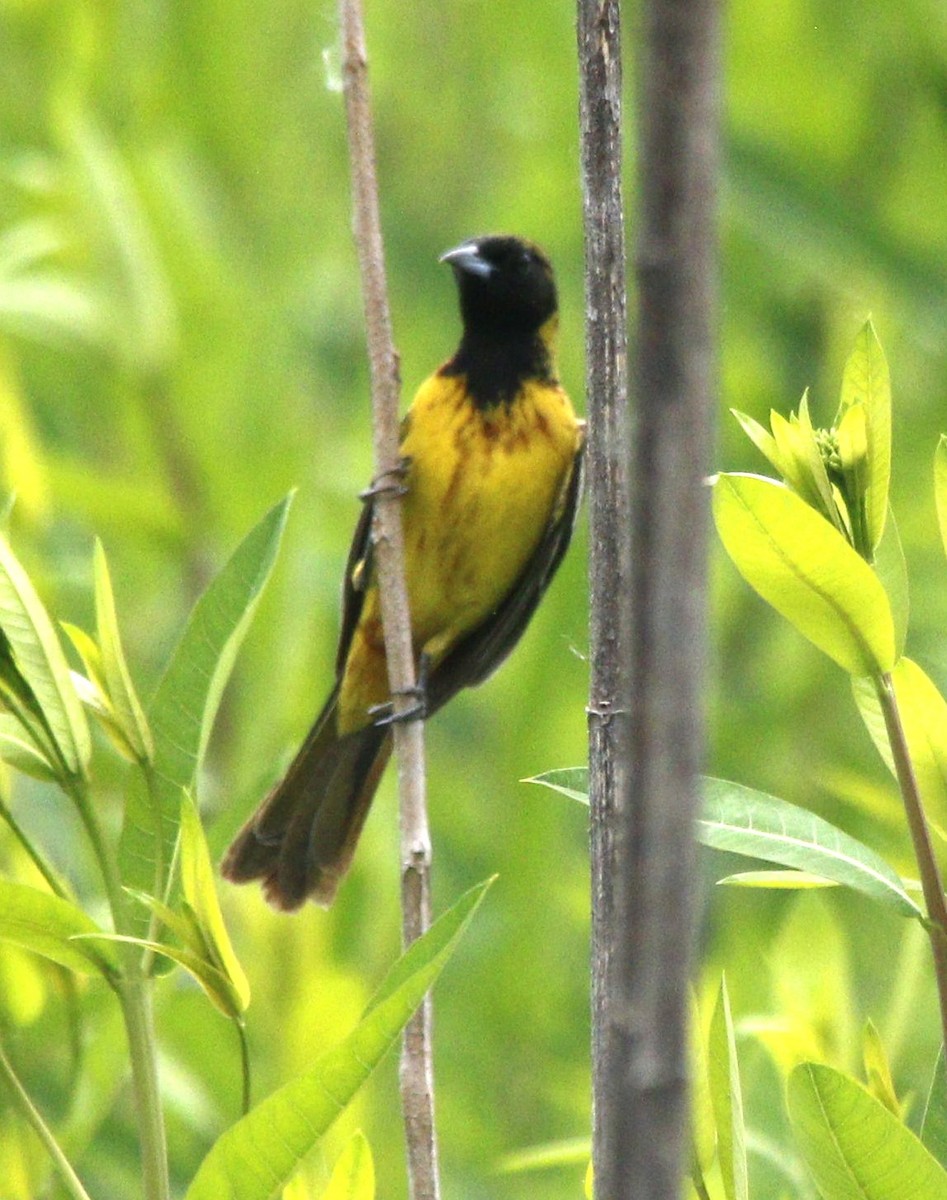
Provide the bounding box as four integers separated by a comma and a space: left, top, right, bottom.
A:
70, 778, 170, 1200
117, 974, 170, 1200
876, 673, 947, 1053
338, 2, 439, 1197
0, 790, 71, 899
0, 1040, 94, 1200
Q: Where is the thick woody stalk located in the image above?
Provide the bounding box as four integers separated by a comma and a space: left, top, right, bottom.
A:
579, 0, 719, 1194
339, 3, 440, 1197
576, 0, 632, 1194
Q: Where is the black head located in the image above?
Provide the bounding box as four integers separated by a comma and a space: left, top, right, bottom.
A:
440, 235, 558, 338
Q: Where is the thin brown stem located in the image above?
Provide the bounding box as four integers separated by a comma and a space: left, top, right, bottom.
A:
876, 673, 947, 1053
338, 3, 439, 1197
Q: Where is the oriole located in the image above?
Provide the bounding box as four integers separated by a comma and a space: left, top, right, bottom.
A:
222, 235, 585, 909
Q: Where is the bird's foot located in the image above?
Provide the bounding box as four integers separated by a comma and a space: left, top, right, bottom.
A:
360, 456, 413, 502
369, 681, 427, 727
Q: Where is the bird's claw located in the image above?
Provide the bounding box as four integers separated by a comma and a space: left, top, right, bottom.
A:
368, 680, 427, 727
360, 457, 413, 502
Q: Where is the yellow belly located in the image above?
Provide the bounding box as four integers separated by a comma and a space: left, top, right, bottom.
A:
338, 373, 581, 731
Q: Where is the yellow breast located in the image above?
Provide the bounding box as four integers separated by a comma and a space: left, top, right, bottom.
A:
398, 372, 581, 661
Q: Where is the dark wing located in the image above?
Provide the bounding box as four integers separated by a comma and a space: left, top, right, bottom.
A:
425, 436, 585, 716
336, 413, 414, 677
334, 496, 374, 678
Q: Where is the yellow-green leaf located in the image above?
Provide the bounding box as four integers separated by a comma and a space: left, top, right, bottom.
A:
789, 1062, 947, 1199
180, 793, 249, 1013
936, 436, 947, 561
0, 879, 117, 977
319, 1132, 374, 1200
713, 473, 895, 676
0, 536, 90, 774
93, 540, 153, 763
863, 1019, 902, 1117
837, 319, 891, 553
708, 976, 748, 1200
853, 659, 947, 832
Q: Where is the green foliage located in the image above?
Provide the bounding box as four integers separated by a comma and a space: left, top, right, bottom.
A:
185, 880, 490, 1200
2, 1, 947, 1197
788, 1063, 947, 1199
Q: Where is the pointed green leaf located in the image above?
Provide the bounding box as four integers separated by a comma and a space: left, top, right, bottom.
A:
700, 778, 921, 918
873, 508, 908, 661
125, 886, 205, 956
119, 495, 292, 921
935, 437, 947, 561
496, 1137, 591, 1173
921, 1050, 947, 1170
0, 879, 117, 977
0, 536, 90, 774
0, 712, 57, 780
319, 1132, 374, 1200
713, 473, 895, 675
185, 877, 491, 1200
731, 409, 787, 479
524, 768, 590, 805
716, 870, 839, 890
837, 320, 891, 554
853, 659, 947, 833
93, 540, 153, 763
708, 977, 748, 1200
180, 793, 249, 1012
789, 1062, 947, 1199
75, 931, 245, 1018
690, 990, 716, 1175
863, 1020, 901, 1117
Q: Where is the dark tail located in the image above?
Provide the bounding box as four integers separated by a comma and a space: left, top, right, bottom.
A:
221, 686, 391, 909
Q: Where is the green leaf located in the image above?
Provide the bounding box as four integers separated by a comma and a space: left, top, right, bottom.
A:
863, 1019, 901, 1117
0, 879, 117, 977
0, 712, 57, 780
524, 768, 590, 805
185, 877, 491, 1200
0, 535, 90, 775
853, 660, 947, 833
789, 1062, 947, 1199
690, 990, 716, 1176
716, 869, 840, 890
920, 1050, 947, 1170
712, 473, 895, 676
93, 540, 153, 763
119, 495, 292, 922
180, 793, 249, 1012
700, 778, 921, 918
837, 319, 891, 554
74, 930, 246, 1018
318, 1132, 374, 1200
935, 437, 947, 561
496, 1137, 591, 1173
873, 508, 908, 662
708, 976, 748, 1200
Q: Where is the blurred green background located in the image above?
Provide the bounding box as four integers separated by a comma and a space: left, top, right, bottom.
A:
1, 0, 947, 1196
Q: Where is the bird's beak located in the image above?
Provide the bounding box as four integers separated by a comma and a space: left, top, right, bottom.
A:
439, 241, 494, 278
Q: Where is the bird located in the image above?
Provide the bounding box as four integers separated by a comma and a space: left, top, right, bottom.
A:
222, 235, 585, 910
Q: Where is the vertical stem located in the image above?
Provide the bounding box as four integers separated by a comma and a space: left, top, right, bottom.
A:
580, 0, 719, 1193
117, 976, 171, 1200
876, 674, 947, 1052
0, 1041, 94, 1200
71, 780, 170, 1200
338, 3, 439, 1197
622, 0, 719, 1190
576, 1, 632, 1196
